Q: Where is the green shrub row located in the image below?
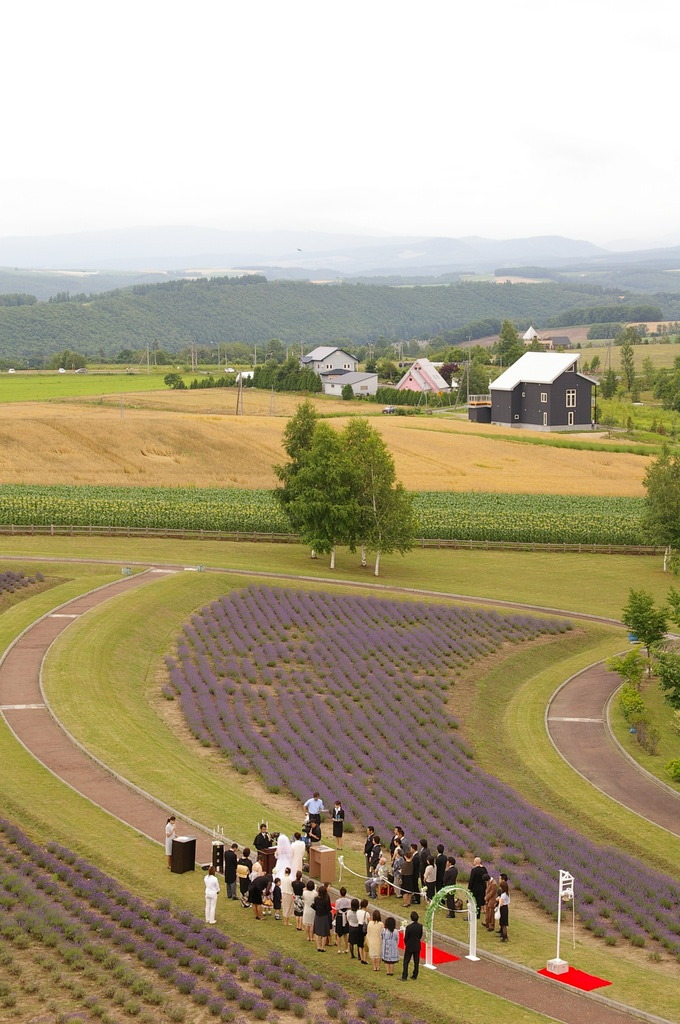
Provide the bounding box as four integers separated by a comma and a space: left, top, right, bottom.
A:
0, 485, 647, 546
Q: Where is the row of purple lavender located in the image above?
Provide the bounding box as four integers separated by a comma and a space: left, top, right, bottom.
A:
0, 819, 425, 1024
0, 568, 44, 593
165, 586, 680, 958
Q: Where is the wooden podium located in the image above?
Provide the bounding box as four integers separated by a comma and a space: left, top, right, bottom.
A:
258, 846, 277, 874
171, 836, 196, 874
309, 844, 336, 884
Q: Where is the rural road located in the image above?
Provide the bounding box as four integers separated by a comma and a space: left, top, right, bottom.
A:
0, 560, 676, 1024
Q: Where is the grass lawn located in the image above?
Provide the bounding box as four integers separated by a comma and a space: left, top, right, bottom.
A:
36, 569, 680, 1020
0, 535, 674, 620
609, 676, 680, 795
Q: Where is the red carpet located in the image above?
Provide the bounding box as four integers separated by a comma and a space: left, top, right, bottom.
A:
538, 967, 612, 991
397, 932, 459, 965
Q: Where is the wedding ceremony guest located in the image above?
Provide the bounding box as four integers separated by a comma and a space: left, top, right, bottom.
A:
204, 865, 220, 924
410, 845, 421, 904
498, 879, 510, 941
334, 886, 351, 954
363, 826, 375, 875
302, 880, 316, 941
331, 800, 345, 848
443, 856, 458, 917
366, 909, 383, 971
484, 874, 498, 931
423, 857, 436, 902
272, 877, 282, 919
381, 916, 400, 975
365, 856, 389, 899
435, 844, 447, 891
281, 866, 295, 925
312, 884, 333, 951
164, 816, 176, 870
468, 857, 487, 919
237, 848, 252, 899
400, 912, 423, 981
224, 842, 238, 900
292, 870, 305, 931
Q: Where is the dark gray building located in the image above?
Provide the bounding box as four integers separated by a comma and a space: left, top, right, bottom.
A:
488, 352, 596, 431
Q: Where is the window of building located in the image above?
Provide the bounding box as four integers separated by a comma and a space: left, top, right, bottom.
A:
540, 392, 547, 403
543, 412, 548, 426
568, 411, 574, 426
566, 389, 576, 408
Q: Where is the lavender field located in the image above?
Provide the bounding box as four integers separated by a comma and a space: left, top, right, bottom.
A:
0, 819, 429, 1024
166, 586, 680, 957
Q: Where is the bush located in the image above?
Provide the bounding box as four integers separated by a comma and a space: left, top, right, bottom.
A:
619, 684, 645, 721
665, 758, 680, 782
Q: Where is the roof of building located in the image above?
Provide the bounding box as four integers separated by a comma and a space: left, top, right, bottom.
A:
300, 346, 356, 363
523, 326, 539, 341
490, 352, 593, 391
395, 358, 450, 392
323, 372, 377, 385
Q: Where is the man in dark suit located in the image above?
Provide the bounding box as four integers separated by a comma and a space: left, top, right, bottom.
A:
364, 826, 375, 876
410, 844, 421, 904
369, 835, 382, 871
224, 842, 239, 900
443, 856, 458, 917
468, 857, 487, 919
435, 844, 448, 892
400, 911, 423, 980
253, 824, 271, 852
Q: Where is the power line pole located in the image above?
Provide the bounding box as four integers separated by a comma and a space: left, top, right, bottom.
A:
235, 375, 244, 415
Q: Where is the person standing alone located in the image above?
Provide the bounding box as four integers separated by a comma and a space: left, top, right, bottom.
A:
401, 911, 423, 980
204, 866, 220, 924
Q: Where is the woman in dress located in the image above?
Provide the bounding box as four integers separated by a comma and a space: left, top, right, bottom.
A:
331, 801, 345, 849
291, 870, 305, 932
334, 886, 351, 954
280, 866, 295, 926
356, 899, 370, 964
237, 848, 253, 901
366, 909, 383, 971
381, 916, 399, 976
204, 865, 220, 924
164, 816, 176, 870
273, 832, 293, 878
302, 879, 316, 941
392, 844, 405, 895
400, 848, 414, 907
423, 856, 437, 903
346, 898, 365, 962
497, 879, 510, 942
312, 884, 332, 951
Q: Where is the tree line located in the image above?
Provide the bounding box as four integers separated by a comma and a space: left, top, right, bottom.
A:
2, 272, 680, 365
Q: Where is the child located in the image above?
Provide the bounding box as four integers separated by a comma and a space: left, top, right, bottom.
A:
272, 877, 282, 920
262, 878, 274, 917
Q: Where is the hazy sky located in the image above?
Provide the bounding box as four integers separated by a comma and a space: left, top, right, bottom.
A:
2, 0, 678, 246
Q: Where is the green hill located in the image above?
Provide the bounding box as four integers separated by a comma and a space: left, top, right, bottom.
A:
2, 274, 680, 363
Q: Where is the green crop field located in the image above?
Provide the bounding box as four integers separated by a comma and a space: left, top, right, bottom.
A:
0, 370, 184, 402
0, 483, 648, 545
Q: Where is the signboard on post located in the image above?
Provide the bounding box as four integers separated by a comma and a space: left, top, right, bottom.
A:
547, 869, 575, 974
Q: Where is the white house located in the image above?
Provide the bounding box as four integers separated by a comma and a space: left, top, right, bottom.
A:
300, 346, 358, 375
321, 371, 378, 397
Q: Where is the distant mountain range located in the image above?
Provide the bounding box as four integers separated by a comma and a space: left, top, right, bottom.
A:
0, 226, 679, 285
